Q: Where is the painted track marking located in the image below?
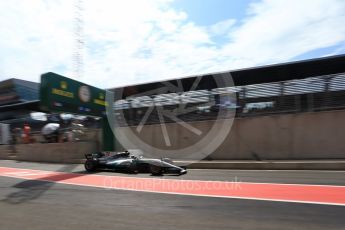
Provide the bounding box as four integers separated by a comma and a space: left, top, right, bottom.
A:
1, 166, 345, 206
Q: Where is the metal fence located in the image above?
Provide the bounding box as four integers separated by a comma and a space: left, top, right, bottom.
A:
113, 72, 345, 127
237, 72, 345, 116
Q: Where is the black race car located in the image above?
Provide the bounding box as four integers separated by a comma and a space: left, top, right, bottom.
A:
84, 151, 187, 175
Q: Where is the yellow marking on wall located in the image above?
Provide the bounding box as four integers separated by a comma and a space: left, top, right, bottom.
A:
94, 99, 108, 106
52, 88, 74, 98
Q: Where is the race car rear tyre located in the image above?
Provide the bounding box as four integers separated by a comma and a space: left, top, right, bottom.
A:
84, 160, 97, 172
150, 165, 162, 175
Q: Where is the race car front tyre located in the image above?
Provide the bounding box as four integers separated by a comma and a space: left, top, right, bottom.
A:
150, 164, 162, 175
84, 160, 97, 172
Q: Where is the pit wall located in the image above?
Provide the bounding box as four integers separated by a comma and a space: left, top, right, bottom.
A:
0, 145, 9, 158
0, 142, 98, 163
1, 110, 344, 162
117, 109, 345, 160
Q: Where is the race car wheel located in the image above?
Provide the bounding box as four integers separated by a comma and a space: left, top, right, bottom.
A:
84, 160, 97, 172
150, 165, 162, 175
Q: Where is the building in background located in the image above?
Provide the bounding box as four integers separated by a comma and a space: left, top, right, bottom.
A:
0, 78, 39, 121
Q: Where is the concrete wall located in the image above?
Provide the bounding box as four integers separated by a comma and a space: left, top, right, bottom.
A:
0, 142, 98, 163
0, 129, 102, 164
1, 110, 344, 162
219, 110, 345, 160
0, 145, 10, 159
117, 110, 345, 160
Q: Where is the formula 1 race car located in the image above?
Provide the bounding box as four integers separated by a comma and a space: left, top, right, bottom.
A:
84, 151, 187, 175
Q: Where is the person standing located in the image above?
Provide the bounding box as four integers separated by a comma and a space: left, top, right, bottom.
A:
23, 123, 31, 144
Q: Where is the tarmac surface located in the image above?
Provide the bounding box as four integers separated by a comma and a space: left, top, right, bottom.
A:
0, 160, 345, 230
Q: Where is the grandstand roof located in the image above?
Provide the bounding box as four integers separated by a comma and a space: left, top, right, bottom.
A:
112, 54, 345, 98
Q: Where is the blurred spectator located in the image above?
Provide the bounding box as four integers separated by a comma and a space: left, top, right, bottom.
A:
41, 123, 60, 143
23, 123, 31, 144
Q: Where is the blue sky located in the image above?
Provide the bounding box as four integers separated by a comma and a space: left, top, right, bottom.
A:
0, 0, 344, 88
173, 0, 253, 25
173, 0, 345, 61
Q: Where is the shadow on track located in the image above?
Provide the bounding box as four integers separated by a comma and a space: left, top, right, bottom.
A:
2, 164, 94, 204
